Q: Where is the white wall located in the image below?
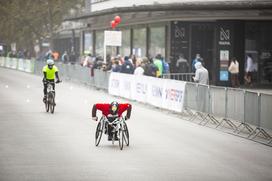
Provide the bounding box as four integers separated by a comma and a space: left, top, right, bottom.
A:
89, 0, 249, 12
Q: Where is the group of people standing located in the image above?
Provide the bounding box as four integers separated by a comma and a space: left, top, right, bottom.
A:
82, 54, 170, 78
176, 52, 256, 87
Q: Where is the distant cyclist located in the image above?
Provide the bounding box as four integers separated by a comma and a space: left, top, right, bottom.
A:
92, 101, 132, 140
42, 59, 61, 102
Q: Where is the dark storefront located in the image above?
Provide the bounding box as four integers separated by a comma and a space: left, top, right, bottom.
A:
66, 1, 272, 86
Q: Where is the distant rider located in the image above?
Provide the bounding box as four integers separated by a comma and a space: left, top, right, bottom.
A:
42, 59, 61, 102
92, 101, 132, 140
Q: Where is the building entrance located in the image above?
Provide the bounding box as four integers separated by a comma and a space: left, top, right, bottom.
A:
190, 23, 216, 83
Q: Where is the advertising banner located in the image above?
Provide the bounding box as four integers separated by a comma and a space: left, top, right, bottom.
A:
146, 77, 165, 108
108, 73, 186, 112
108, 72, 121, 96
131, 75, 148, 103
162, 80, 186, 112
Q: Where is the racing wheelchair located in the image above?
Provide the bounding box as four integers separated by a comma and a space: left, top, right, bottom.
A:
95, 115, 129, 150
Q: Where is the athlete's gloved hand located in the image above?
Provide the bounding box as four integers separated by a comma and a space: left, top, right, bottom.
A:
92, 117, 98, 121
56, 79, 61, 83
124, 115, 129, 120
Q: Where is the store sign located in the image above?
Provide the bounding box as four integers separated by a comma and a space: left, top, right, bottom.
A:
219, 28, 231, 45
175, 26, 185, 39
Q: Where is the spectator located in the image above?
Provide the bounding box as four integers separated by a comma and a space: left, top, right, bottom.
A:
228, 57, 240, 87
45, 49, 53, 60
130, 54, 137, 67
111, 58, 121, 72
192, 53, 203, 72
17, 50, 25, 59
61, 51, 69, 64
134, 58, 144, 75
52, 51, 59, 61
162, 57, 170, 74
176, 54, 189, 73
153, 54, 163, 78
120, 56, 134, 74
144, 58, 158, 77
193, 62, 209, 85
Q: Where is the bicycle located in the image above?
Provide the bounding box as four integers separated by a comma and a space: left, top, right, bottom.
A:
44, 80, 61, 114
95, 115, 129, 150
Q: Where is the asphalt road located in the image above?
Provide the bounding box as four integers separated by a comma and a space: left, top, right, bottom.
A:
0, 67, 272, 181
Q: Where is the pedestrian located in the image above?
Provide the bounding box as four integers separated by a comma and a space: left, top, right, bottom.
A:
244, 54, 254, 86
228, 57, 240, 87
193, 62, 209, 85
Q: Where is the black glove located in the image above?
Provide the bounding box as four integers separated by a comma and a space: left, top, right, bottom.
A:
125, 115, 129, 120
42, 78, 46, 83
56, 79, 61, 83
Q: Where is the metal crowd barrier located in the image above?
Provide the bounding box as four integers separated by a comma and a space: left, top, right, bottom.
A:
163, 73, 195, 82
184, 82, 272, 144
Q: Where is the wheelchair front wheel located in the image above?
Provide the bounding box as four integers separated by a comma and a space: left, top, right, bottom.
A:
95, 121, 103, 146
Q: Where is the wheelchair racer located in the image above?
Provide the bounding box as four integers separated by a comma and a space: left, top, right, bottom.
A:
42, 59, 61, 103
92, 101, 132, 140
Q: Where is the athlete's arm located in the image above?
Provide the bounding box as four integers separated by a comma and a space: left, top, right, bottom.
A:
125, 104, 132, 120
119, 104, 132, 120
92, 104, 98, 121
55, 72, 60, 82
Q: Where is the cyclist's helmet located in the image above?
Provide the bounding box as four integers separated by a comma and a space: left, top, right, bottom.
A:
47, 59, 54, 69
109, 101, 119, 115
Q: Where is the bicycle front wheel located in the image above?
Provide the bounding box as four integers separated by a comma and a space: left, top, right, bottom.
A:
49, 93, 55, 114
95, 121, 103, 146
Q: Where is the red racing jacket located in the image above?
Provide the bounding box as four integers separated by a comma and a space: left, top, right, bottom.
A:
92, 103, 132, 119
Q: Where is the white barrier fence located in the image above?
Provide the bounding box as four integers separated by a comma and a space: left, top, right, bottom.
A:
0, 57, 34, 73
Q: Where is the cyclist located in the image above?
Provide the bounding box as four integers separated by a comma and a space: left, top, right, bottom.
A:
42, 59, 61, 102
92, 101, 132, 140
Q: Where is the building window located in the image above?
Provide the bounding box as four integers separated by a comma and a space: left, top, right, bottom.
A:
120, 29, 130, 56
95, 30, 104, 57
133, 28, 146, 57
149, 26, 165, 58
84, 32, 93, 54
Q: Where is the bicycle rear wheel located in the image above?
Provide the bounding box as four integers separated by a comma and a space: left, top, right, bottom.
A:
123, 122, 129, 146
45, 98, 49, 112
95, 121, 103, 146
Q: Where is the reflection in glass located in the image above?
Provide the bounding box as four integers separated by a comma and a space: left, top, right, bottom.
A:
95, 31, 104, 57
84, 32, 92, 54
133, 28, 146, 57
149, 26, 165, 58
120, 29, 130, 56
